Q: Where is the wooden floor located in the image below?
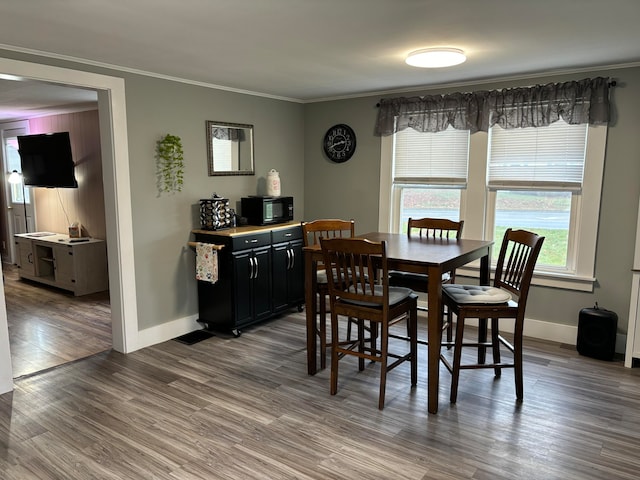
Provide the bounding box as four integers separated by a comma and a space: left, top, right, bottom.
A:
2, 308, 640, 479
4, 264, 112, 378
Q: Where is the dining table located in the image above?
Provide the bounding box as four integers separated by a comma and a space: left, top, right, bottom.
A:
303, 231, 493, 414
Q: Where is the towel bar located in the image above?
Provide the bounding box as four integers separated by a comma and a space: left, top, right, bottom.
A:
187, 242, 224, 250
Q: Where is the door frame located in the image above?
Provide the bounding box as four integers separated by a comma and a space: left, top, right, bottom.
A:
0, 57, 138, 395
1, 120, 32, 262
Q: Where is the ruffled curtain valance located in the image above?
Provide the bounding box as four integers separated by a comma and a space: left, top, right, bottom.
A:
374, 77, 610, 136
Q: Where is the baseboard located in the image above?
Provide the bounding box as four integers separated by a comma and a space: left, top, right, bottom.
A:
136, 314, 201, 351
418, 299, 627, 354
133, 309, 628, 356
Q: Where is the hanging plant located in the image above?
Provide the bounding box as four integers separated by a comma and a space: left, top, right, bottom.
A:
156, 134, 184, 193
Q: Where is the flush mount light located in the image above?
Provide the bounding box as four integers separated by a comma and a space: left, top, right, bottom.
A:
405, 48, 466, 68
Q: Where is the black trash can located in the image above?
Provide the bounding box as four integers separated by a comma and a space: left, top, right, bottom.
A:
577, 303, 618, 361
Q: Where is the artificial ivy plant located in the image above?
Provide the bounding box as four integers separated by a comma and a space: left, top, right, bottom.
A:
156, 134, 184, 193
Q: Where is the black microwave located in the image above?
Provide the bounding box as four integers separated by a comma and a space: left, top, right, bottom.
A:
241, 196, 294, 226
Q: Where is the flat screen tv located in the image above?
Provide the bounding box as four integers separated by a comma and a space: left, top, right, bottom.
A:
17, 132, 78, 188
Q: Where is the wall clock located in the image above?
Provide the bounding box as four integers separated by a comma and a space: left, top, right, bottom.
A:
323, 124, 356, 163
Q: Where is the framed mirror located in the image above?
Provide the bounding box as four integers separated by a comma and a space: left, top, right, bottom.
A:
206, 120, 254, 176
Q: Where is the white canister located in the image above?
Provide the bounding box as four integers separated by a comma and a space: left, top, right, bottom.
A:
267, 169, 281, 197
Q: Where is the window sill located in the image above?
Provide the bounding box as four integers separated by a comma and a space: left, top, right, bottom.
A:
456, 266, 595, 292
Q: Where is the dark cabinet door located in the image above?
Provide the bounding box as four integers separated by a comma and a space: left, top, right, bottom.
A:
232, 246, 272, 327
232, 249, 253, 326
288, 239, 304, 304
271, 242, 290, 311
252, 246, 272, 321
272, 239, 304, 313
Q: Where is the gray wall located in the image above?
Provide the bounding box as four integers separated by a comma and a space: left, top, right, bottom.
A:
124, 76, 304, 329
2, 46, 639, 340
303, 66, 640, 334
0, 49, 305, 332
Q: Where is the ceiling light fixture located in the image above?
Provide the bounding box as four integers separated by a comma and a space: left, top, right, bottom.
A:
405, 48, 466, 68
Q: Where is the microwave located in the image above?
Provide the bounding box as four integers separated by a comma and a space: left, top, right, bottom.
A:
241, 196, 294, 226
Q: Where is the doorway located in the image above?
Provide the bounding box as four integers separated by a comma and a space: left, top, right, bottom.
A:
1, 121, 32, 263
0, 57, 138, 394
0, 114, 112, 378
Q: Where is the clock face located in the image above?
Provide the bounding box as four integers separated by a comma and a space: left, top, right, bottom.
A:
323, 124, 356, 163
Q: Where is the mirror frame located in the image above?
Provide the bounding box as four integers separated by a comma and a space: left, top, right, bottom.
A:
206, 120, 255, 176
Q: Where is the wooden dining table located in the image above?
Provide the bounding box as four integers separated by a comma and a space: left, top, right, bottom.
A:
303, 231, 493, 414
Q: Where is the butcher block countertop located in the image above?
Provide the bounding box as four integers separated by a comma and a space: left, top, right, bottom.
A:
192, 221, 300, 237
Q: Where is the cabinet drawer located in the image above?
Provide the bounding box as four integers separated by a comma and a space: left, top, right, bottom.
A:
271, 226, 302, 243
231, 232, 271, 250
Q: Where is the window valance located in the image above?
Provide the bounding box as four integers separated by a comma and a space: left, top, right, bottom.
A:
374, 77, 610, 136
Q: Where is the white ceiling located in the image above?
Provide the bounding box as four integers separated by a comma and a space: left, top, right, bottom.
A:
0, 0, 639, 120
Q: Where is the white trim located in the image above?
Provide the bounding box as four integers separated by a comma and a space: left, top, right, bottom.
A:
136, 315, 202, 350
575, 124, 607, 278
625, 273, 640, 367
0, 265, 12, 394
0, 57, 138, 391
406, 296, 625, 354
456, 267, 596, 292
381, 122, 607, 291
0, 43, 301, 104
378, 135, 393, 232
464, 132, 488, 238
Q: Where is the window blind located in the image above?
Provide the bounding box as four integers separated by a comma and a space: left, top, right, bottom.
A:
393, 126, 469, 186
488, 119, 588, 190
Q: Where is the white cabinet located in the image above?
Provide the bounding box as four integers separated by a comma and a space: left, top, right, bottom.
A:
14, 233, 108, 296
625, 273, 640, 367
625, 193, 640, 367
14, 236, 35, 276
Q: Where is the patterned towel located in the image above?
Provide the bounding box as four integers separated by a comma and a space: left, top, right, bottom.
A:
195, 242, 218, 283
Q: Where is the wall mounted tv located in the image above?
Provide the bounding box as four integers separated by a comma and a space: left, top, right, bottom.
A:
17, 132, 78, 188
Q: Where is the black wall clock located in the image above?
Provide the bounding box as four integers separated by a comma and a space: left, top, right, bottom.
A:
323, 124, 356, 163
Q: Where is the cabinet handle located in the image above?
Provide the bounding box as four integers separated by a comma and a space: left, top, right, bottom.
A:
285, 233, 292, 238
249, 257, 255, 279
254, 256, 259, 279
286, 249, 291, 270
27, 252, 33, 264
289, 248, 295, 270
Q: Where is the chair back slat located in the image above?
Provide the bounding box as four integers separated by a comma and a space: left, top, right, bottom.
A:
407, 217, 464, 240
301, 219, 355, 247
320, 237, 386, 309
494, 228, 544, 302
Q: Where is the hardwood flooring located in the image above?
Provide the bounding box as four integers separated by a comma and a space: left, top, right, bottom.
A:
4, 264, 111, 378
2, 309, 640, 479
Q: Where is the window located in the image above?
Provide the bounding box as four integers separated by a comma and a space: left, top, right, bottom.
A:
388, 126, 469, 232
3, 131, 30, 205
379, 121, 607, 291
487, 119, 587, 271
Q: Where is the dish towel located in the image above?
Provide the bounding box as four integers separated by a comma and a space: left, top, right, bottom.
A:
195, 242, 219, 284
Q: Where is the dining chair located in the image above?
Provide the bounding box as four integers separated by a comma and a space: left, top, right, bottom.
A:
301, 219, 356, 370
440, 228, 545, 404
389, 217, 464, 345
320, 236, 418, 409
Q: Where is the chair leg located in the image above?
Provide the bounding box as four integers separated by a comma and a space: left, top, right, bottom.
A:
357, 318, 365, 371
491, 317, 501, 377
450, 312, 466, 404
410, 307, 418, 387
514, 323, 524, 401
378, 323, 389, 410
319, 292, 327, 370
330, 310, 341, 396
477, 318, 488, 364
446, 307, 453, 349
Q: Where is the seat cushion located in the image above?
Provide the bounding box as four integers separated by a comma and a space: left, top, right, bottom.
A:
317, 268, 369, 285
443, 284, 512, 304
343, 285, 414, 307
